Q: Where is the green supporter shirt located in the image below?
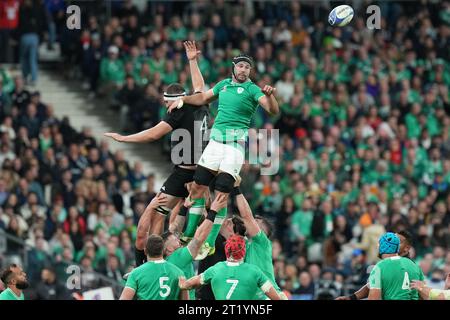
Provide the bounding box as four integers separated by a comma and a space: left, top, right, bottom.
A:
100, 58, 125, 85
369, 256, 425, 300
211, 78, 264, 142
166, 246, 195, 300
125, 259, 184, 300
200, 261, 272, 300
245, 231, 281, 300
0, 288, 24, 300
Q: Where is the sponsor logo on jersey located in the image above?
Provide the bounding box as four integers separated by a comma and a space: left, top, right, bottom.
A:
237, 87, 244, 94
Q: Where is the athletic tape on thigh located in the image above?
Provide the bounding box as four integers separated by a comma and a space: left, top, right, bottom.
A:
189, 206, 203, 215
155, 206, 171, 216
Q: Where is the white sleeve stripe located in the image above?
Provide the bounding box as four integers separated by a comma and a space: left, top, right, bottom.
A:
199, 273, 205, 285
124, 286, 136, 292
260, 281, 273, 293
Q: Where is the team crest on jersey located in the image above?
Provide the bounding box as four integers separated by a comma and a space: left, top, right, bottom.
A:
237, 87, 244, 94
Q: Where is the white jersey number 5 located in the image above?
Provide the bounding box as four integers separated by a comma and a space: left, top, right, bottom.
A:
159, 277, 171, 297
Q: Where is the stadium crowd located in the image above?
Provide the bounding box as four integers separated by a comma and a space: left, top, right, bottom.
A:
0, 0, 449, 299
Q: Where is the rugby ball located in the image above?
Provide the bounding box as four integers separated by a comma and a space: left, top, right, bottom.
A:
328, 5, 354, 27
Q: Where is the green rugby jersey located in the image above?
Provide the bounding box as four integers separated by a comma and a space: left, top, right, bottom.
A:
201, 261, 272, 300
0, 288, 24, 300
245, 231, 281, 299
125, 259, 184, 300
369, 256, 425, 300
211, 78, 265, 142
166, 246, 196, 300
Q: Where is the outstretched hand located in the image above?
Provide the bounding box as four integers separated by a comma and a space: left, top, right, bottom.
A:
184, 41, 201, 61
261, 85, 276, 96
104, 132, 124, 142
149, 192, 169, 209
167, 98, 182, 113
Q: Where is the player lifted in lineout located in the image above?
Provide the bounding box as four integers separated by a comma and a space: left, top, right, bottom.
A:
168, 53, 279, 257
104, 41, 210, 266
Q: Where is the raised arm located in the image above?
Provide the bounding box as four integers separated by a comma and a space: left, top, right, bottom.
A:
184, 41, 205, 93
168, 89, 216, 113
104, 121, 172, 143
258, 85, 279, 116
234, 188, 260, 238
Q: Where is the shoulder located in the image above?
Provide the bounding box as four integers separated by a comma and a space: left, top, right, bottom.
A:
130, 263, 145, 275
167, 260, 183, 273
214, 78, 231, 87
244, 262, 260, 272
168, 247, 182, 259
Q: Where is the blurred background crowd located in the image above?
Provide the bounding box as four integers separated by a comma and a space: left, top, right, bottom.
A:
0, 0, 449, 300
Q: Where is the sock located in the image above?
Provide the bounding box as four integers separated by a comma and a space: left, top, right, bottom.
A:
183, 198, 205, 238
205, 207, 227, 248
135, 246, 146, 267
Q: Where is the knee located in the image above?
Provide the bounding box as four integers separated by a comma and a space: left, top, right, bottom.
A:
214, 172, 235, 193
190, 182, 208, 199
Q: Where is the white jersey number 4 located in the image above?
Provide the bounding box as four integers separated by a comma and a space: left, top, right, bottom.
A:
401, 272, 410, 290
226, 279, 239, 300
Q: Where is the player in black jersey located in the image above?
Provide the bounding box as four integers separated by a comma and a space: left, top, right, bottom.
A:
104, 41, 210, 267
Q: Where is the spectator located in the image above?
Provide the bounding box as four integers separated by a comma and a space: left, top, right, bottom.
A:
35, 266, 69, 300
17, 0, 46, 85
293, 271, 315, 300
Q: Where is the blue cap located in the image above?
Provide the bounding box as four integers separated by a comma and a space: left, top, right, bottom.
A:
379, 232, 400, 255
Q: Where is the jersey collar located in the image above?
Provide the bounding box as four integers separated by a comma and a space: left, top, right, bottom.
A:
6, 288, 22, 299
226, 260, 243, 267
149, 259, 165, 264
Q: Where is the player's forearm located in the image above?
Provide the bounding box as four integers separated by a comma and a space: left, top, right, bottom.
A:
183, 276, 202, 290
354, 283, 370, 299
265, 287, 281, 300
194, 220, 213, 245
183, 92, 207, 106
189, 59, 205, 93
121, 128, 156, 143
169, 215, 186, 234
266, 95, 279, 115
235, 194, 253, 220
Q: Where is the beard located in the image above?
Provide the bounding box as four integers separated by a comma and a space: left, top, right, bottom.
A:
236, 74, 248, 82
16, 280, 30, 290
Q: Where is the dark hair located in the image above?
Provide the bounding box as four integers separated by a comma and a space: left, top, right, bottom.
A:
1, 264, 17, 285
255, 215, 274, 238
147, 234, 164, 257
232, 216, 246, 236
165, 83, 185, 95
397, 230, 413, 246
